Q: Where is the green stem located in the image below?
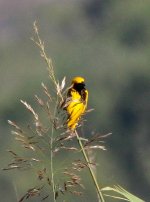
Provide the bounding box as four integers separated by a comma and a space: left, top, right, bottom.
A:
50, 98, 59, 202
75, 130, 105, 202
50, 126, 56, 202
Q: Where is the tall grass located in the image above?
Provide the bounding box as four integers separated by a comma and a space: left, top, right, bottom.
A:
3, 22, 145, 202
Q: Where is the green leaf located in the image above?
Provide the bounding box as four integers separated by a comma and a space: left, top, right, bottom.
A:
101, 185, 145, 202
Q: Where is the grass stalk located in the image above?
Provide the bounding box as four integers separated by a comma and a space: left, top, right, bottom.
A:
75, 130, 105, 202
32, 21, 58, 202
50, 95, 60, 202
50, 126, 56, 202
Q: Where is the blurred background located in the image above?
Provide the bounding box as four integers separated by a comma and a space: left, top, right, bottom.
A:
0, 0, 150, 201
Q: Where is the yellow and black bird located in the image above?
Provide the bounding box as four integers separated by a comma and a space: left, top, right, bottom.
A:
63, 76, 88, 131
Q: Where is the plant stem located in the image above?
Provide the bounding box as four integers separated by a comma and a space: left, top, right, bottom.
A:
50, 126, 56, 202
75, 130, 105, 202
50, 96, 60, 202
32, 21, 57, 201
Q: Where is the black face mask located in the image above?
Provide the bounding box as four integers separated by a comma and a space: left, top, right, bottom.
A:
73, 82, 85, 92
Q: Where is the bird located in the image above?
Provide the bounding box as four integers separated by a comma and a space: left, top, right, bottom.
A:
62, 76, 88, 131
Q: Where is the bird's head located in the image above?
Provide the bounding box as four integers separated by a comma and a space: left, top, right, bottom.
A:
71, 76, 86, 91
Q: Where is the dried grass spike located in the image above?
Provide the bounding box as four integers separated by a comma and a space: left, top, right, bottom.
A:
8, 120, 22, 133
20, 100, 39, 121
35, 94, 44, 106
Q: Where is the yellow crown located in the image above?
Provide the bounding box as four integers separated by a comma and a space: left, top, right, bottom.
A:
71, 76, 85, 84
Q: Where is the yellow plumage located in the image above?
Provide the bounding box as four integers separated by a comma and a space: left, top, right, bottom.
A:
63, 77, 88, 130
